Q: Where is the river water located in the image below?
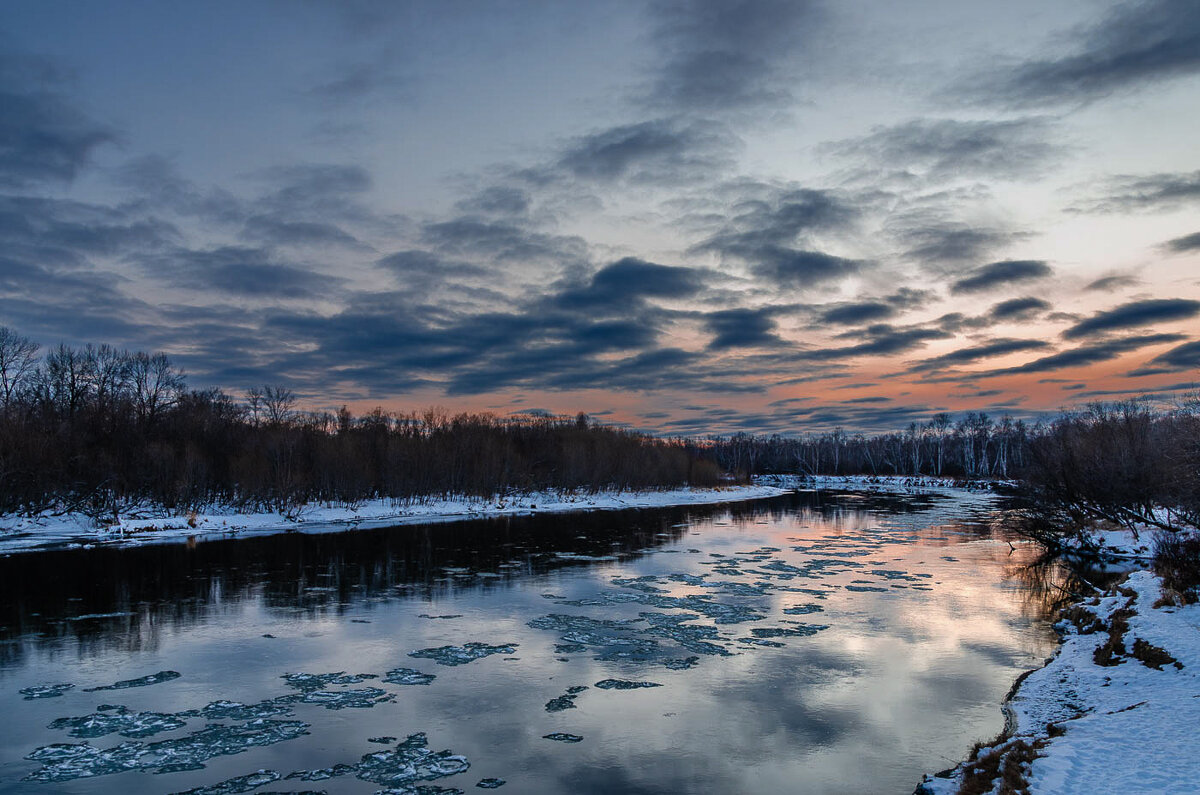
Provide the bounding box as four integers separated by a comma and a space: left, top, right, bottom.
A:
0, 487, 1061, 794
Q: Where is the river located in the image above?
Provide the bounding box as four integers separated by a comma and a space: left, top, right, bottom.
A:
0, 487, 1062, 794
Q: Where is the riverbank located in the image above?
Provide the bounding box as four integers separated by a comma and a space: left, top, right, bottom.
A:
0, 483, 790, 554
917, 529, 1200, 795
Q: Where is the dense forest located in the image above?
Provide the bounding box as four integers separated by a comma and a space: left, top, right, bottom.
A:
0, 327, 721, 518
0, 326, 1196, 540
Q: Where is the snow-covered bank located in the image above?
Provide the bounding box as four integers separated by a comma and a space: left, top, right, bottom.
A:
917, 532, 1200, 795
758, 473, 1012, 493
0, 484, 791, 555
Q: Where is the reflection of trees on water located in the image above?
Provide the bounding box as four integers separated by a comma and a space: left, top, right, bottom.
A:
0, 488, 1027, 666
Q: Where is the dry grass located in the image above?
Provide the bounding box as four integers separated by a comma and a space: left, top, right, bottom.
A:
1130, 637, 1183, 671
1093, 606, 1135, 667
957, 738, 1037, 795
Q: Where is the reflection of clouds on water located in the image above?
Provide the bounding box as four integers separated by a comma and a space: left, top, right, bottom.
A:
3, 490, 1063, 794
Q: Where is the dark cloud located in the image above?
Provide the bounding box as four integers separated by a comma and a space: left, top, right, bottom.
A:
1127, 339, 1200, 375
908, 338, 1051, 373
1085, 273, 1141, 291
690, 187, 862, 287
950, 260, 1052, 294
989, 297, 1051, 320
0, 52, 115, 187
554, 258, 706, 312
893, 217, 1026, 267
704, 307, 782, 349
819, 301, 896, 326
307, 59, 411, 105
556, 119, 739, 185
964, 0, 1200, 106
453, 186, 531, 217
645, 0, 821, 113
143, 245, 341, 299
823, 117, 1063, 181
1075, 170, 1200, 213
796, 325, 950, 362
1164, 231, 1200, 253
970, 333, 1186, 378
240, 215, 366, 249
1063, 298, 1200, 339
421, 217, 588, 266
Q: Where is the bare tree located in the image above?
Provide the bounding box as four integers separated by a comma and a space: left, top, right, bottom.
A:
0, 327, 39, 413
128, 352, 184, 424
261, 385, 296, 425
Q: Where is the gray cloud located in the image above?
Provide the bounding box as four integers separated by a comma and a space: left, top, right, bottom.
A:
964, 0, 1200, 106
1075, 170, 1200, 213
969, 333, 1186, 378
893, 217, 1027, 268
645, 0, 822, 114
1085, 273, 1141, 291
556, 119, 739, 185
908, 338, 1051, 373
823, 117, 1064, 181
1128, 339, 1200, 375
0, 52, 115, 187
1164, 231, 1200, 253
988, 297, 1052, 320
950, 260, 1052, 294
1063, 298, 1200, 339
704, 307, 783, 349
819, 301, 896, 326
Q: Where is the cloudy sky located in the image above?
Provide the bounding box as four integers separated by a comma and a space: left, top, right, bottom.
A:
2, 0, 1198, 434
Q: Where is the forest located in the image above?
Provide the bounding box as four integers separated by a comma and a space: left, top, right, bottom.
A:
0, 326, 1196, 540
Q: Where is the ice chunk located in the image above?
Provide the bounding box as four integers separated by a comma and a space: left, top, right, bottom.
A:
541, 733, 583, 743
782, 604, 824, 615
282, 672, 376, 691
408, 643, 518, 666
20, 683, 74, 699
285, 763, 355, 780
476, 777, 506, 788
299, 688, 394, 710
749, 625, 828, 638
168, 768, 280, 794
382, 667, 436, 686
353, 732, 470, 787
49, 708, 187, 738
184, 698, 298, 722
83, 671, 181, 692
594, 679, 662, 690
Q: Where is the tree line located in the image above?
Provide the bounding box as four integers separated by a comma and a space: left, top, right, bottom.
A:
707, 412, 1031, 479
1, 325, 1196, 540
0, 327, 721, 518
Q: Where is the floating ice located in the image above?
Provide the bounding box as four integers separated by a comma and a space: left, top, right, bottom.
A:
285, 763, 355, 780
282, 672, 376, 691
845, 585, 888, 592
184, 699, 298, 722
408, 643, 518, 666
353, 732, 470, 788
370, 736, 398, 744
168, 768, 280, 794
20, 683, 74, 699
476, 777, 506, 788
84, 670, 181, 692
383, 667, 437, 686
418, 614, 464, 620
24, 718, 311, 782
299, 687, 394, 710
49, 707, 187, 738
544, 694, 578, 712
594, 679, 662, 690
782, 603, 825, 615
749, 624, 828, 638
542, 733, 583, 743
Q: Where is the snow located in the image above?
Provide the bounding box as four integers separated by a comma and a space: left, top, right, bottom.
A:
0, 484, 789, 555
918, 557, 1200, 795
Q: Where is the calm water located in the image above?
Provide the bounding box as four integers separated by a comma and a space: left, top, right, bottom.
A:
0, 488, 1062, 794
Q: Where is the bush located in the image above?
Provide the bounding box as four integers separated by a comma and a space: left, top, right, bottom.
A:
1153, 533, 1200, 605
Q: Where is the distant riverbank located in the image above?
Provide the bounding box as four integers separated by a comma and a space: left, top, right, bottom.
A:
0, 483, 790, 555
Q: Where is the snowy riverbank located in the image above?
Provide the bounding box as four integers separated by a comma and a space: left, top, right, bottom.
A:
0, 483, 791, 555
917, 529, 1200, 795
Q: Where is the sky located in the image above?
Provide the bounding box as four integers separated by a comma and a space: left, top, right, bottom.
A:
1, 0, 1198, 435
